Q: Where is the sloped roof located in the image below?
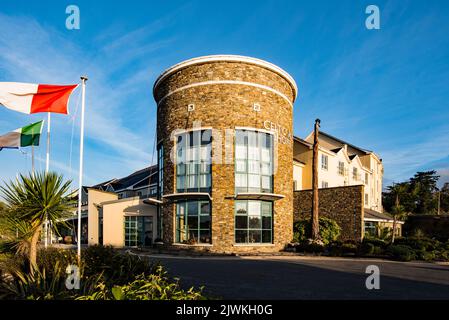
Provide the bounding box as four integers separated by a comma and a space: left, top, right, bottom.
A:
364, 208, 398, 222
109, 165, 158, 191
319, 131, 372, 155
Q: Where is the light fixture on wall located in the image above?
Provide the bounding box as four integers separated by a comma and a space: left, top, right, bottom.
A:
253, 103, 261, 112
187, 104, 195, 112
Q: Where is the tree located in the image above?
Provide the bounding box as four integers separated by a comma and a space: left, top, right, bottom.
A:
409, 171, 440, 214
387, 182, 410, 243
0, 172, 73, 271
440, 183, 449, 214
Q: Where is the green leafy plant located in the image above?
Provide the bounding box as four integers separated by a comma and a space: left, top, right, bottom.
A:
386, 245, 416, 261
77, 266, 204, 300
0, 172, 74, 271
293, 217, 341, 245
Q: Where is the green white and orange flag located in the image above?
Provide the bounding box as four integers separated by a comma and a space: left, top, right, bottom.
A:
0, 120, 44, 151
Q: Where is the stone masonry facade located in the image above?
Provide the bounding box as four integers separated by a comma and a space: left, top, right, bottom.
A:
154, 57, 296, 253
293, 185, 365, 241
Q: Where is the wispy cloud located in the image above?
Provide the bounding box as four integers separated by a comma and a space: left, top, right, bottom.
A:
0, 12, 173, 186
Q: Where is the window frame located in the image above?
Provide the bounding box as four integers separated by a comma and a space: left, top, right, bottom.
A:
321, 154, 328, 171
234, 200, 273, 244
176, 200, 211, 244
235, 129, 274, 194
175, 130, 212, 194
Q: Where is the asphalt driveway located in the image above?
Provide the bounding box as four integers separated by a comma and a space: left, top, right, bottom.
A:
147, 255, 449, 299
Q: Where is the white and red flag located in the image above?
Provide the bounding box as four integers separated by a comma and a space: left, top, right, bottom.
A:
0, 82, 78, 114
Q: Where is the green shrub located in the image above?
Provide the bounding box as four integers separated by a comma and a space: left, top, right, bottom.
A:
362, 238, 388, 249
77, 266, 204, 300
0, 245, 198, 300
394, 237, 440, 251
327, 241, 343, 256
293, 218, 341, 245
436, 250, 449, 261
295, 241, 325, 254
386, 245, 416, 262
82, 245, 158, 286
416, 250, 436, 262
341, 242, 358, 255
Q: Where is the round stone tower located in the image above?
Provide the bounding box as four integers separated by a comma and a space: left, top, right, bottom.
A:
153, 55, 297, 253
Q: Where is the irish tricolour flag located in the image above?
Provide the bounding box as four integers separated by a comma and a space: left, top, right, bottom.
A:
0, 82, 78, 114
0, 120, 44, 150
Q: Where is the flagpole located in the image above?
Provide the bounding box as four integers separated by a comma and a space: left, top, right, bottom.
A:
44, 113, 51, 248
31, 145, 35, 177
46, 113, 51, 173
77, 76, 88, 264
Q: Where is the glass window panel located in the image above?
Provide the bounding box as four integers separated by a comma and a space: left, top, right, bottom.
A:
188, 229, 198, 241
248, 160, 260, 174
235, 216, 248, 229
200, 202, 210, 215
200, 216, 211, 229
248, 146, 260, 160
261, 202, 272, 215
177, 163, 186, 175
261, 176, 271, 190
199, 230, 211, 243
235, 230, 248, 243
261, 149, 270, 162
188, 175, 198, 189
262, 216, 272, 229
262, 230, 272, 243
235, 174, 247, 187
235, 145, 247, 159
248, 174, 261, 188
261, 163, 271, 175
187, 201, 198, 216
235, 202, 247, 215
187, 216, 198, 229
235, 160, 246, 172
248, 201, 261, 215
248, 230, 261, 243
248, 216, 261, 229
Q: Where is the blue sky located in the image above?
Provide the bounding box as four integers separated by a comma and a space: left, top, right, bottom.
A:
0, 0, 448, 190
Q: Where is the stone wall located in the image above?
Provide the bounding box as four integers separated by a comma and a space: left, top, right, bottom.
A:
293, 185, 364, 241
154, 57, 296, 253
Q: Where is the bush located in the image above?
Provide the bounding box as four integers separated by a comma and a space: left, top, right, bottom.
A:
341, 242, 358, 255
293, 218, 341, 245
386, 245, 416, 262
77, 266, 204, 300
0, 245, 200, 300
394, 237, 440, 252
295, 241, 325, 254
359, 238, 387, 256
416, 250, 436, 262
82, 245, 158, 286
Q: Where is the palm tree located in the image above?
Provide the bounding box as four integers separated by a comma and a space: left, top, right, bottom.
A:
388, 182, 410, 243
0, 172, 73, 271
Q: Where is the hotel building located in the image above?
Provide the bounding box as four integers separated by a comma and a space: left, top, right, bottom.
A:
80, 55, 399, 251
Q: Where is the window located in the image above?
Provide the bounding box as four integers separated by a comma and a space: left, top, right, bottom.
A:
364, 221, 377, 237
157, 144, 164, 197
321, 181, 329, 188
176, 130, 212, 193
176, 201, 211, 244
365, 173, 369, 185
338, 161, 345, 176
235, 200, 273, 244
124, 216, 153, 247
365, 193, 369, 204
352, 167, 358, 181
235, 130, 273, 193
321, 154, 328, 170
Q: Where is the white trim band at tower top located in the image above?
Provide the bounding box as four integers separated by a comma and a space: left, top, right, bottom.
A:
156, 80, 294, 108
153, 55, 298, 102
